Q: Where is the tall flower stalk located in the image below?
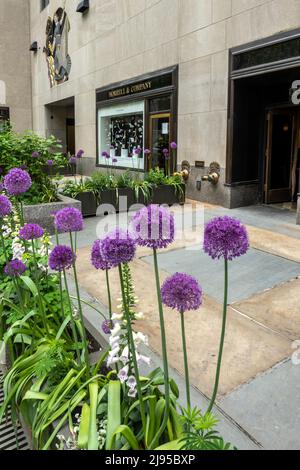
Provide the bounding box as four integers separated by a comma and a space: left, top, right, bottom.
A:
161, 272, 202, 412
131, 204, 175, 447
203, 216, 249, 413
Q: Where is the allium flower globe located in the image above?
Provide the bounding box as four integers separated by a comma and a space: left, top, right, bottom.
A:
54, 207, 83, 233
31, 152, 40, 158
100, 229, 136, 267
4, 259, 27, 277
102, 319, 114, 335
4, 168, 32, 196
0, 195, 12, 218
76, 149, 84, 158
170, 142, 177, 150
203, 216, 249, 261
19, 223, 44, 241
131, 204, 175, 249
91, 239, 112, 270
69, 156, 77, 165
46, 159, 54, 166
161, 272, 202, 313
49, 245, 76, 272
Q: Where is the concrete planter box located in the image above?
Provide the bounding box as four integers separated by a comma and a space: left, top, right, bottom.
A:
75, 191, 97, 217
152, 184, 186, 206
23, 195, 81, 234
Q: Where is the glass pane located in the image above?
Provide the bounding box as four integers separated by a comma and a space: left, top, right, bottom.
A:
98, 101, 144, 169
150, 115, 170, 172
149, 96, 171, 113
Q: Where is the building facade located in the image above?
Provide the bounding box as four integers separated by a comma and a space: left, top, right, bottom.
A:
2, 0, 300, 216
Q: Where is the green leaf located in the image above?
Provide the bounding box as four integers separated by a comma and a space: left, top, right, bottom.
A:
19, 276, 38, 297
78, 403, 90, 450
88, 381, 99, 450
22, 391, 49, 401
106, 381, 121, 450
111, 425, 140, 450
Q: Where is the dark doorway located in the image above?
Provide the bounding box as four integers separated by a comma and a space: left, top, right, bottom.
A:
149, 113, 171, 173
264, 108, 298, 203
66, 118, 75, 155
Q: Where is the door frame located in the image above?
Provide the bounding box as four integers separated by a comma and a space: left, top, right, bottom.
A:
148, 112, 171, 172
264, 106, 298, 203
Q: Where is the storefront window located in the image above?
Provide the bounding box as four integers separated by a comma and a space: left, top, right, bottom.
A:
98, 101, 144, 170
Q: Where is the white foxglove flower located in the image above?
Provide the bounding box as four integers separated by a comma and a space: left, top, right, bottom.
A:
118, 365, 129, 383
120, 346, 129, 365
128, 388, 137, 398
127, 375, 137, 390
137, 353, 151, 366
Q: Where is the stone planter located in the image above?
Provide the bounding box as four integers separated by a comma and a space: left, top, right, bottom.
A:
23, 195, 81, 234
151, 184, 186, 206
75, 191, 97, 217
44, 165, 75, 177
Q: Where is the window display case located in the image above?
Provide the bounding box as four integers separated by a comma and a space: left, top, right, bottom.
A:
98, 101, 144, 170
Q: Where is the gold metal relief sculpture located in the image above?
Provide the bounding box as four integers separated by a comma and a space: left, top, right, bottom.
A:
44, 6, 71, 87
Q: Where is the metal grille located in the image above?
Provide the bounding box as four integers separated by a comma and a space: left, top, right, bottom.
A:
0, 372, 30, 450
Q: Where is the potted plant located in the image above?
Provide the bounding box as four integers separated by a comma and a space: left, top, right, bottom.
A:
145, 168, 185, 205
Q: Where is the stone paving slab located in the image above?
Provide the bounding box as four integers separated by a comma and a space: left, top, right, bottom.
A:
247, 225, 300, 263
73, 247, 292, 397
143, 246, 300, 304
232, 278, 300, 340
220, 359, 300, 450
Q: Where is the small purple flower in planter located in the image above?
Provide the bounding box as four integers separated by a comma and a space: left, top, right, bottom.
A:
161, 272, 202, 313
131, 204, 175, 250
163, 148, 169, 155
69, 156, 77, 165
102, 151, 110, 159
31, 151, 40, 158
170, 142, 177, 150
203, 216, 249, 261
46, 159, 54, 166
4, 259, 27, 277
0, 195, 12, 218
144, 148, 151, 156
76, 149, 84, 158
54, 207, 83, 233
100, 229, 136, 267
112, 158, 118, 164
19, 223, 44, 241
91, 239, 112, 270
102, 319, 115, 335
4, 168, 32, 196
49, 245, 76, 272
134, 146, 142, 155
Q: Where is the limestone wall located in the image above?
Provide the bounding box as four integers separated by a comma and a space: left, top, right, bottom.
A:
29, 0, 300, 170
0, 0, 32, 133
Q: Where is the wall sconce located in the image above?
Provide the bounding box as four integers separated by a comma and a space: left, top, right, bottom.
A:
29, 41, 38, 53
201, 162, 220, 185
76, 0, 89, 13
180, 160, 191, 181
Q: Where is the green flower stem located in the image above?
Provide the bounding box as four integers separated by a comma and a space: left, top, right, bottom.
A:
180, 310, 191, 411
206, 258, 228, 414
105, 268, 112, 322
149, 248, 170, 449
31, 240, 49, 335
118, 264, 146, 438
62, 269, 81, 363
69, 232, 90, 376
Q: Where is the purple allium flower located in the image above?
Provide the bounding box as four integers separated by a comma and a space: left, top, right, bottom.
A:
112, 158, 118, 164
20, 164, 28, 170
134, 146, 142, 155
32, 151, 40, 158
49, 245, 76, 271
76, 149, 84, 158
161, 272, 202, 313
54, 207, 83, 233
46, 159, 54, 166
0, 182, 5, 192
102, 319, 114, 335
19, 223, 44, 241
100, 229, 136, 267
69, 156, 77, 165
4, 259, 27, 277
203, 216, 249, 261
102, 151, 110, 159
91, 239, 112, 270
4, 168, 32, 196
131, 204, 175, 250
0, 195, 12, 218
163, 148, 169, 155
144, 149, 151, 155
170, 142, 177, 150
